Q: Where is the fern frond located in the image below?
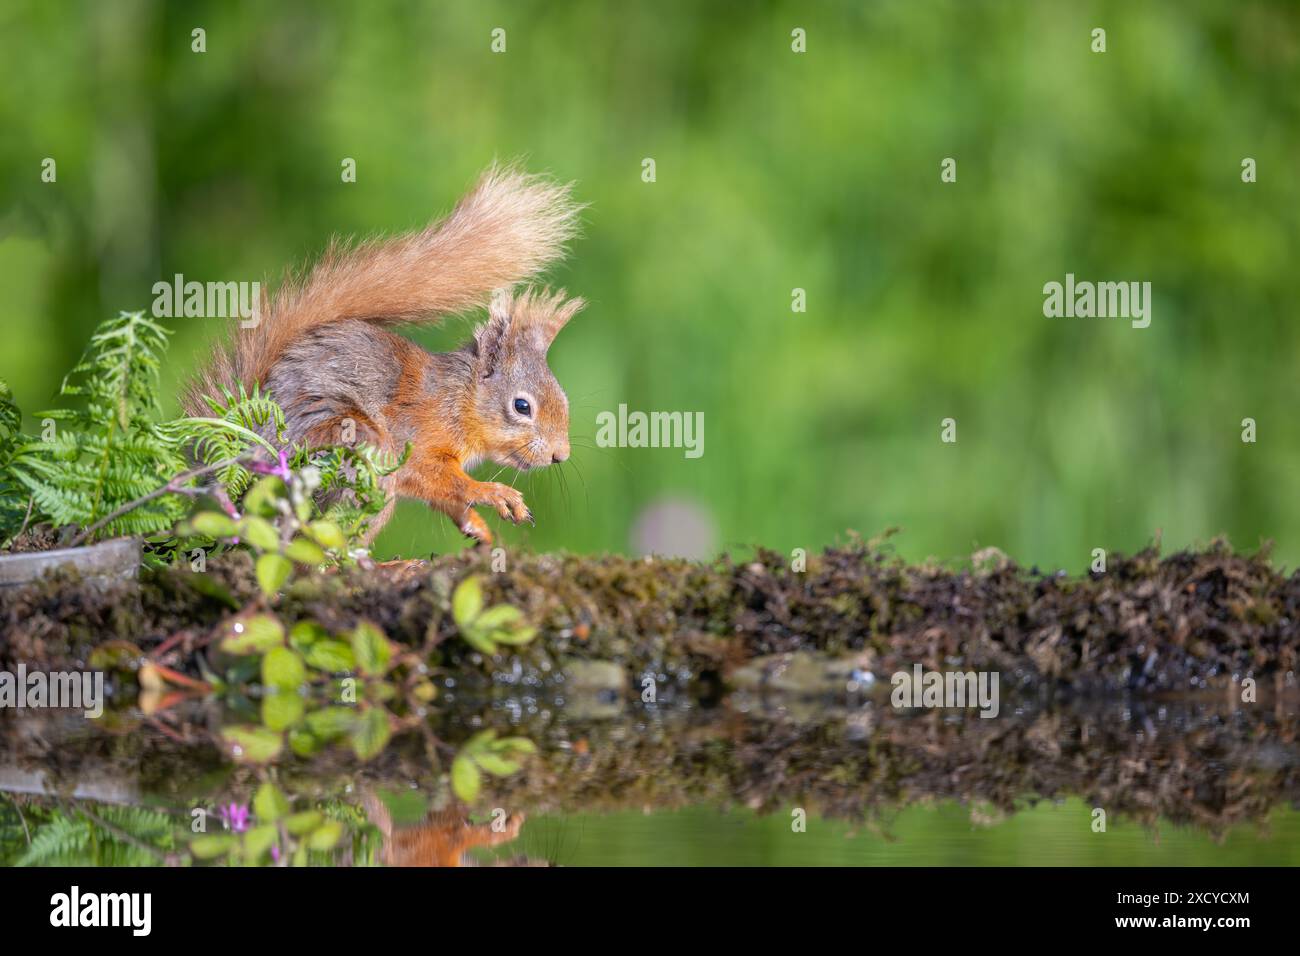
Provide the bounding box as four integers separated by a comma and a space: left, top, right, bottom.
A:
17, 815, 91, 867
0, 380, 34, 540
9, 312, 188, 541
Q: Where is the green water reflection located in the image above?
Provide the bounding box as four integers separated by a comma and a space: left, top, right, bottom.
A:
488, 801, 1300, 867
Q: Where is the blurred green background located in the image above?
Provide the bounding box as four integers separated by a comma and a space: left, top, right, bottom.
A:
1, 0, 1297, 566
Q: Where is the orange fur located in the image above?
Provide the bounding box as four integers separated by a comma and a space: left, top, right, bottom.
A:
362, 791, 528, 867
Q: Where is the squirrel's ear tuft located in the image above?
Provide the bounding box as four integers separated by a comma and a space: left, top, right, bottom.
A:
536, 294, 584, 351
475, 287, 582, 373
474, 291, 513, 378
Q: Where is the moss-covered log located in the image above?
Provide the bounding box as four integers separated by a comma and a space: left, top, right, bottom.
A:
2, 538, 1297, 697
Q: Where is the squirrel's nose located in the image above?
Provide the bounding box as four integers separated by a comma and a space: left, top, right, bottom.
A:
551, 442, 570, 464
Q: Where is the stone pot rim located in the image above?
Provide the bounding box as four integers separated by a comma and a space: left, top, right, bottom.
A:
0, 536, 142, 587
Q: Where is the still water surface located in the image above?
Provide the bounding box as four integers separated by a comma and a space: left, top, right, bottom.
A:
2, 688, 1296, 866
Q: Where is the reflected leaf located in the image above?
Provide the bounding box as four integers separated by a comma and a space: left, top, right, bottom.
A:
307, 820, 344, 851
288, 728, 321, 757
305, 706, 356, 742
301, 638, 355, 673
254, 781, 290, 823
219, 613, 284, 655
182, 571, 240, 610
349, 706, 392, 760
451, 754, 481, 803
288, 619, 330, 649
351, 620, 392, 676
474, 753, 520, 777
221, 725, 284, 764
285, 811, 324, 836
190, 834, 236, 860
261, 691, 305, 731
243, 824, 278, 863
262, 646, 306, 691
87, 640, 143, 672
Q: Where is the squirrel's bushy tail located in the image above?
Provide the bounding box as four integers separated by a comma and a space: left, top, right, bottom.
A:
185, 163, 582, 413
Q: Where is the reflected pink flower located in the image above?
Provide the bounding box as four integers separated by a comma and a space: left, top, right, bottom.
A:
219, 802, 250, 833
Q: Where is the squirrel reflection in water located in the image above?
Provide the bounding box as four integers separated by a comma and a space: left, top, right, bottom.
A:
361, 790, 541, 867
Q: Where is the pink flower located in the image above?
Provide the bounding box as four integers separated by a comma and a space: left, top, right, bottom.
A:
251, 448, 292, 480
219, 802, 250, 834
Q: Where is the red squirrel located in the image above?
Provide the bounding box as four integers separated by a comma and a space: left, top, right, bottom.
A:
360, 790, 531, 867
184, 164, 585, 544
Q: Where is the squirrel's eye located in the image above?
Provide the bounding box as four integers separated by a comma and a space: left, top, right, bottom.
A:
513, 397, 532, 417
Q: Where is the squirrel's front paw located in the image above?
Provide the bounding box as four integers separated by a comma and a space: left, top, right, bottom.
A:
476, 482, 533, 525
458, 510, 494, 544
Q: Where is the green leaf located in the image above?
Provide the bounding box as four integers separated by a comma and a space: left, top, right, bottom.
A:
261, 646, 306, 691
475, 605, 523, 629
288, 728, 321, 757
261, 691, 305, 731
473, 753, 521, 777
349, 707, 392, 761
451, 754, 481, 803
305, 706, 356, 742
86, 640, 143, 671
490, 625, 537, 647
242, 824, 278, 863
459, 626, 498, 656
307, 820, 344, 851
306, 520, 347, 551
253, 781, 290, 823
491, 736, 538, 755
285, 811, 324, 836
240, 515, 280, 552
452, 576, 484, 628
190, 834, 236, 860
350, 620, 392, 676
221, 725, 284, 764
284, 536, 325, 565
256, 552, 292, 596
241, 476, 284, 518
219, 613, 284, 655
459, 729, 497, 757
301, 638, 355, 673
288, 619, 329, 650
182, 571, 240, 610
191, 511, 238, 538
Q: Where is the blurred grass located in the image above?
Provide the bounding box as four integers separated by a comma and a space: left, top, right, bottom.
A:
1, 0, 1297, 567
493, 800, 1300, 866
